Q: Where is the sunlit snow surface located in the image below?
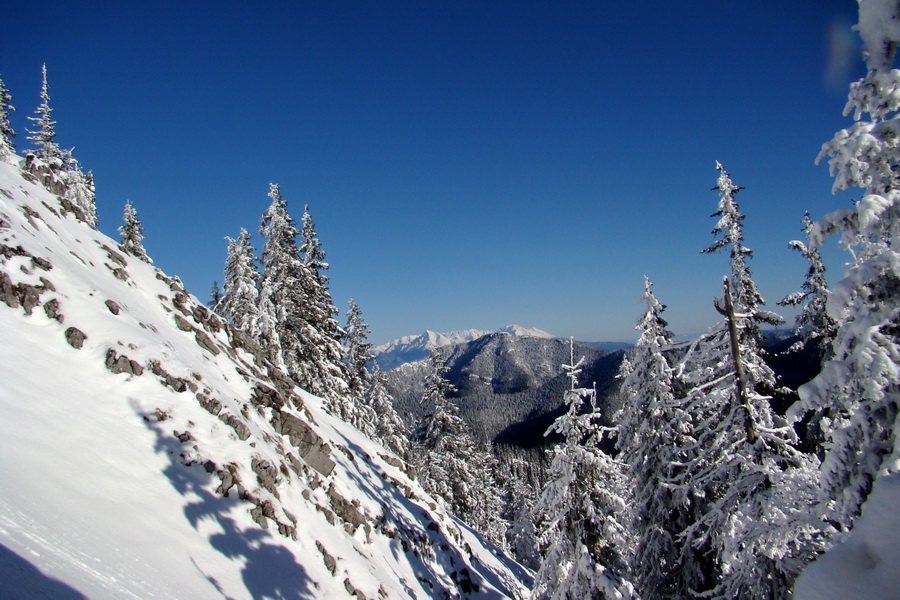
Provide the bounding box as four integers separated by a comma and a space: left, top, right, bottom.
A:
793, 473, 900, 600
0, 159, 531, 599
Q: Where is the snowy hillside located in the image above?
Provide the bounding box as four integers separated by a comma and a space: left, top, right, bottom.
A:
0, 158, 531, 599
373, 325, 554, 369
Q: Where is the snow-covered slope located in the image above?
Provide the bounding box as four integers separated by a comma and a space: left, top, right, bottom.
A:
374, 325, 555, 369
0, 158, 531, 599
793, 473, 900, 600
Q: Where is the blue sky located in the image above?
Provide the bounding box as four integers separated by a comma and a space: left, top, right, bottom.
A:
4, 1, 863, 345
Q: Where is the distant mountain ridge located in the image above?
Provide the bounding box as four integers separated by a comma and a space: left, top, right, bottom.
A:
383, 331, 627, 446
373, 324, 556, 369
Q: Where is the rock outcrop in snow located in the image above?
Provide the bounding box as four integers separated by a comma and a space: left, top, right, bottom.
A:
0, 158, 531, 599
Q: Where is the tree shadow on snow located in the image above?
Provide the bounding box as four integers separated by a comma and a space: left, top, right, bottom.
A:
0, 543, 88, 600
141, 413, 316, 600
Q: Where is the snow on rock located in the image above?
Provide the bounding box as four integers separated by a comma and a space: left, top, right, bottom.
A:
0, 157, 532, 599
373, 325, 555, 369
793, 473, 900, 600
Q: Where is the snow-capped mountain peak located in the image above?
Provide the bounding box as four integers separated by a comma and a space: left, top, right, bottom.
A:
373, 324, 556, 369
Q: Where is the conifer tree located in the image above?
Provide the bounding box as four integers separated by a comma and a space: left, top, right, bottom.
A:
61, 151, 97, 227
670, 165, 821, 599
779, 213, 836, 360
258, 186, 348, 405
219, 228, 262, 336
343, 298, 373, 395
0, 74, 16, 162
533, 340, 635, 600
258, 183, 302, 369
365, 363, 409, 458
789, 0, 900, 538
293, 204, 349, 409
416, 351, 505, 545
26, 64, 62, 165
616, 277, 702, 599
208, 281, 223, 309
119, 201, 149, 262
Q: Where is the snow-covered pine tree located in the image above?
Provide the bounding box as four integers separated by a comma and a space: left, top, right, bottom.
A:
258, 187, 348, 406
616, 277, 703, 600
61, 151, 97, 227
789, 0, 900, 538
26, 64, 62, 165
208, 281, 223, 309
293, 204, 349, 410
416, 351, 505, 546
365, 362, 409, 459
118, 201, 150, 262
0, 74, 16, 162
343, 298, 372, 395
671, 166, 822, 599
258, 183, 302, 369
218, 228, 263, 337
779, 213, 836, 360
532, 340, 635, 600
501, 455, 540, 570
341, 298, 377, 437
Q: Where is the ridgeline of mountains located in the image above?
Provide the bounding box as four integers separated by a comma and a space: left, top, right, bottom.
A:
376, 327, 632, 448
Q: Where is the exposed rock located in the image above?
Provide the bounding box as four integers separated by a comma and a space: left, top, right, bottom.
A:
0, 271, 19, 308
105, 299, 120, 315
194, 330, 220, 356
43, 298, 63, 322
196, 393, 223, 416
250, 383, 284, 409
105, 348, 143, 375
316, 541, 337, 575
19, 283, 41, 315
343, 578, 366, 600
251, 457, 279, 496
31, 256, 52, 271
148, 360, 196, 393
174, 430, 194, 443
271, 410, 335, 477
64, 327, 87, 349
100, 243, 127, 268
327, 483, 368, 533
173, 313, 194, 332
219, 412, 251, 441
39, 277, 55, 292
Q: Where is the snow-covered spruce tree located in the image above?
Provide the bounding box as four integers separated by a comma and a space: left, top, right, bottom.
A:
365, 363, 409, 459
61, 151, 97, 227
416, 351, 505, 546
341, 298, 377, 437
258, 183, 303, 370
258, 186, 348, 405
293, 204, 349, 411
532, 340, 635, 600
208, 281, 223, 309
789, 0, 900, 538
616, 277, 703, 600
671, 167, 823, 599
501, 456, 540, 570
0, 74, 16, 162
343, 298, 373, 396
26, 64, 62, 165
118, 201, 150, 262
779, 213, 837, 360
218, 228, 263, 337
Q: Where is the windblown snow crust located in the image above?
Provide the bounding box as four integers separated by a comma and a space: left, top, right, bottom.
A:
0, 159, 531, 599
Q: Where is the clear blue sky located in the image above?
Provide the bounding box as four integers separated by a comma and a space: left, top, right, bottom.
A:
3, 1, 863, 345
